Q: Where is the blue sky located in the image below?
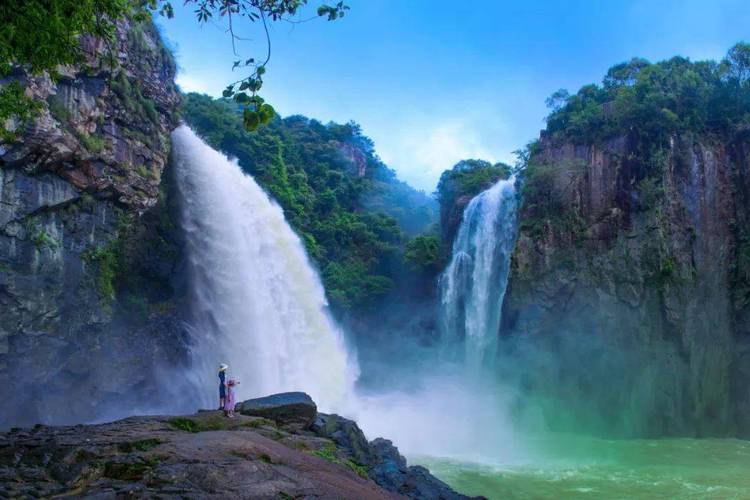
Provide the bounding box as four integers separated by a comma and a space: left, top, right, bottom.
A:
159, 0, 750, 192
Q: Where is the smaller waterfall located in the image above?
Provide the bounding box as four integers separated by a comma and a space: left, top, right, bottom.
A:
439, 177, 517, 372
172, 125, 356, 412
353, 177, 523, 462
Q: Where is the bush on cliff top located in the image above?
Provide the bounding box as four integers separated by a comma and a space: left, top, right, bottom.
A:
436, 159, 512, 212
544, 42, 750, 145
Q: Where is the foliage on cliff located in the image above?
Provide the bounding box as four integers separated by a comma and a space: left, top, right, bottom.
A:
436, 159, 512, 212
435, 159, 511, 247
181, 93, 437, 310
544, 43, 750, 146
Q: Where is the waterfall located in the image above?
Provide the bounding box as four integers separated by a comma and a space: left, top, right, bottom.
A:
353, 178, 521, 461
171, 125, 356, 412
439, 177, 518, 372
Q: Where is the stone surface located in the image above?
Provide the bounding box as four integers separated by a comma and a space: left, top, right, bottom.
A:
0, 396, 475, 500
237, 392, 318, 430
311, 413, 478, 499
0, 412, 397, 499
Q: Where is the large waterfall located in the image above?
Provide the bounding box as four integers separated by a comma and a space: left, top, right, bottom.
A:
439, 177, 518, 372
171, 125, 356, 412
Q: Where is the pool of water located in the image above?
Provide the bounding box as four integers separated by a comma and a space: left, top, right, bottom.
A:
415, 435, 750, 499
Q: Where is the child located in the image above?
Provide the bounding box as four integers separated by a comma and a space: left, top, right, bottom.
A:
225, 379, 240, 418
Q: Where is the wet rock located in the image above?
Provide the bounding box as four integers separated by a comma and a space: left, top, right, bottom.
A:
312, 413, 377, 465
237, 392, 317, 430
311, 414, 478, 499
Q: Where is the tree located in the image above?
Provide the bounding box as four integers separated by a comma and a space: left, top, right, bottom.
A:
603, 57, 649, 89
725, 42, 750, 84
543, 44, 750, 145
405, 235, 442, 273
0, 0, 348, 138
545, 88, 569, 112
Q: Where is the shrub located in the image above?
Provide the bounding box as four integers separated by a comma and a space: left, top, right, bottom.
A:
405, 235, 442, 272
436, 159, 511, 212
311, 443, 368, 478
117, 438, 163, 453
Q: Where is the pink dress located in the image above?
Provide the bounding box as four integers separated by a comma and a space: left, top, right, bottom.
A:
225, 381, 236, 411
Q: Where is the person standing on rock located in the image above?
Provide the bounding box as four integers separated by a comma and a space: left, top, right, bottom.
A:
218, 363, 228, 410
225, 379, 240, 418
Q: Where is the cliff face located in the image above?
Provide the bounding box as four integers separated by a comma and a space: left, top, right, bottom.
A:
0, 18, 184, 428
502, 132, 750, 437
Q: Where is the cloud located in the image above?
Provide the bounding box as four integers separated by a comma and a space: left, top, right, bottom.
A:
176, 72, 220, 96
373, 116, 514, 193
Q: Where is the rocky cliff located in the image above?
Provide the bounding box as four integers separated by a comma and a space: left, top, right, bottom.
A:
0, 17, 184, 428
501, 131, 750, 437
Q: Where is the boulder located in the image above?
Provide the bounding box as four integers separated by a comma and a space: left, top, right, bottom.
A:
236, 392, 317, 430
311, 415, 478, 499
311, 413, 377, 465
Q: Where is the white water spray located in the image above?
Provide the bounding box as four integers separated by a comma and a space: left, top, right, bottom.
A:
172, 125, 356, 412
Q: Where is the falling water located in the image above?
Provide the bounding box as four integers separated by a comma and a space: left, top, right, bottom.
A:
353, 177, 522, 463
439, 177, 518, 373
171, 125, 356, 412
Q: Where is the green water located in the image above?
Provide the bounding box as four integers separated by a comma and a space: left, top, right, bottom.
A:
416, 435, 750, 499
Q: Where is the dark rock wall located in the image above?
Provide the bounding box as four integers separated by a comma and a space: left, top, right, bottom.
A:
0, 18, 185, 428
502, 132, 750, 437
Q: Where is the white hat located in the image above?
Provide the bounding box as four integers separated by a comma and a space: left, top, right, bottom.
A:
219, 363, 228, 371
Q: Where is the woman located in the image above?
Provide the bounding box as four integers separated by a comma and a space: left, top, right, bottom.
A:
218, 363, 228, 410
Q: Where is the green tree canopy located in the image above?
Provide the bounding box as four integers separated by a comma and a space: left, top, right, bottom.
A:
436, 159, 512, 213
543, 43, 750, 146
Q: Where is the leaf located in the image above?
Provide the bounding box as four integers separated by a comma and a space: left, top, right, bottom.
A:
243, 108, 261, 131
259, 103, 276, 122
159, 3, 174, 18
248, 79, 262, 92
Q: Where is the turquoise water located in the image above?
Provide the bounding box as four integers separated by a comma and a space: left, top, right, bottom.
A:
416, 435, 750, 499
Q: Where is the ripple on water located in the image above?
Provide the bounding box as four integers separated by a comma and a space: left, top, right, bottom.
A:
414, 436, 750, 500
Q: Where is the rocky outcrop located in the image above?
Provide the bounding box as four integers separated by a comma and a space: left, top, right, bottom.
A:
0, 413, 393, 499
237, 392, 318, 430
0, 395, 474, 499
311, 413, 474, 499
0, 17, 184, 428
502, 131, 750, 437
